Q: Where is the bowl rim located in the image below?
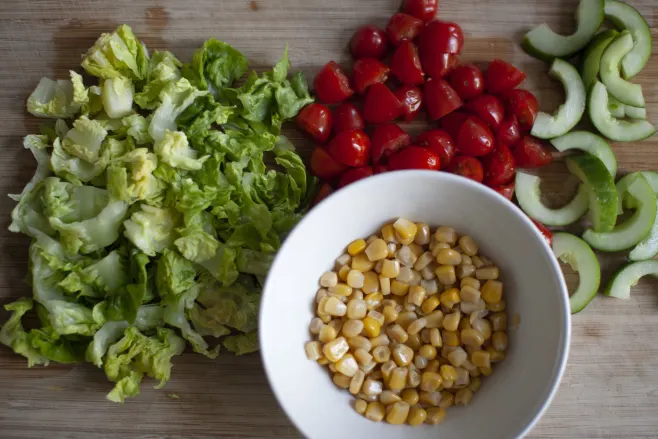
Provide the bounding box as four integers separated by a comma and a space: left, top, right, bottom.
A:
260, 170, 571, 439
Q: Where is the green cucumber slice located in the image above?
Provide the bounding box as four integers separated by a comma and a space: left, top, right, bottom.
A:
565, 154, 617, 232
515, 172, 589, 226
552, 232, 601, 314
607, 96, 626, 118
530, 59, 586, 139
522, 0, 604, 61
600, 31, 645, 107
604, 0, 652, 79
588, 81, 656, 142
624, 105, 646, 120
582, 29, 619, 89
618, 172, 658, 261
550, 131, 617, 177
604, 260, 658, 299
582, 173, 657, 251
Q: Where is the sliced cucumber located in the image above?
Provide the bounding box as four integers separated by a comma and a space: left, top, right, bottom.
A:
515, 172, 589, 226
588, 81, 656, 142
604, 260, 658, 299
550, 131, 617, 177
607, 96, 626, 118
625, 105, 646, 120
565, 154, 617, 232
600, 31, 645, 107
619, 172, 658, 261
552, 232, 601, 314
604, 0, 652, 79
582, 173, 657, 251
530, 59, 586, 139
582, 29, 619, 89
522, 0, 604, 61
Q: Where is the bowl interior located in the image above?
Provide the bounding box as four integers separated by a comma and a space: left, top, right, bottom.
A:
260, 171, 570, 439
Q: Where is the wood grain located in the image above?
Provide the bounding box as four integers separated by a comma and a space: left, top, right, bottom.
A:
0, 1, 657, 438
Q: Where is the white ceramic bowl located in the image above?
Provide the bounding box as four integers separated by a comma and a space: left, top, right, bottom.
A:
260, 170, 570, 439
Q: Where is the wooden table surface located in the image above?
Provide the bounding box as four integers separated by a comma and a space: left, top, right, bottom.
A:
0, 1, 657, 438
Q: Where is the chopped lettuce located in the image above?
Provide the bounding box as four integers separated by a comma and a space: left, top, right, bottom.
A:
182, 38, 248, 97
124, 204, 180, 256
81, 24, 148, 80
27, 77, 79, 119
154, 130, 209, 171
102, 77, 134, 118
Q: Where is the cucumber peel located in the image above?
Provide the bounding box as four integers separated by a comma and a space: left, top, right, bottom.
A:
552, 232, 601, 313
582, 29, 619, 89
550, 131, 617, 177
604, 0, 652, 79
530, 59, 586, 139
619, 172, 658, 261
604, 260, 658, 299
600, 31, 645, 107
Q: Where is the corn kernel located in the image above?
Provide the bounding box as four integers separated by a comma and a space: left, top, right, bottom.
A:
471, 350, 491, 369
417, 344, 436, 360
442, 330, 460, 347
420, 371, 443, 392
381, 259, 401, 278
472, 318, 492, 339
393, 218, 417, 242
358, 392, 378, 403
414, 223, 431, 245
428, 328, 442, 347
362, 271, 379, 294
365, 401, 386, 422
362, 316, 381, 337
381, 360, 397, 381
492, 331, 508, 351
456, 263, 476, 279
324, 296, 347, 316
460, 285, 481, 304
431, 241, 451, 257
476, 266, 499, 280
397, 246, 418, 267
323, 337, 349, 362
383, 305, 399, 324
318, 357, 330, 365
373, 345, 391, 363
309, 317, 324, 335
406, 332, 422, 350
406, 406, 427, 426
455, 367, 470, 388
439, 391, 454, 408
461, 328, 485, 348
390, 280, 409, 296
385, 401, 410, 425
379, 390, 402, 405
396, 266, 415, 283
347, 299, 367, 319
407, 317, 427, 335
405, 286, 425, 307
305, 341, 322, 361
407, 364, 422, 387
426, 407, 446, 424
352, 253, 375, 272
354, 399, 368, 415
455, 388, 473, 406
392, 344, 415, 367
488, 299, 506, 312
434, 226, 457, 244
338, 264, 351, 281
425, 359, 440, 374
347, 336, 372, 352
365, 292, 383, 311
461, 276, 481, 290
468, 376, 481, 393
327, 319, 342, 333
361, 360, 378, 374
481, 280, 503, 304
414, 354, 428, 369
387, 324, 408, 344
354, 348, 373, 366
315, 289, 328, 304
488, 347, 506, 363
471, 255, 484, 268
381, 224, 397, 243
388, 367, 409, 390
329, 283, 352, 297
396, 311, 417, 329
379, 276, 391, 295
459, 317, 472, 331
364, 238, 388, 262
333, 373, 351, 388
436, 248, 462, 266
447, 346, 468, 367
480, 366, 493, 376
440, 288, 461, 309
387, 242, 397, 258
425, 310, 444, 329
346, 270, 365, 289
370, 333, 389, 347
362, 378, 384, 397
421, 295, 440, 314
443, 311, 461, 332
440, 365, 457, 381
342, 319, 364, 338
348, 369, 366, 395
490, 312, 508, 331
348, 239, 367, 256
318, 324, 338, 343
421, 264, 437, 280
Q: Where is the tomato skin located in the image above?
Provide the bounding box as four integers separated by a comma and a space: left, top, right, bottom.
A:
333, 103, 365, 134
424, 78, 463, 120
415, 129, 456, 169
482, 143, 515, 186
419, 52, 458, 78
352, 58, 391, 94
513, 135, 554, 168
449, 64, 484, 101
448, 156, 484, 182
464, 94, 504, 130
497, 115, 521, 146
390, 41, 425, 85
363, 83, 404, 124
374, 163, 389, 174
386, 13, 424, 46
310, 146, 348, 180
394, 85, 423, 122
501, 89, 538, 132
326, 129, 372, 167
402, 0, 438, 22
439, 111, 469, 140
530, 219, 553, 247
338, 166, 374, 188
312, 182, 334, 206
314, 61, 354, 104
350, 25, 389, 59
485, 59, 526, 94
457, 115, 495, 157
389, 146, 441, 171
491, 181, 515, 201
371, 123, 412, 164
418, 20, 464, 54
296, 103, 333, 144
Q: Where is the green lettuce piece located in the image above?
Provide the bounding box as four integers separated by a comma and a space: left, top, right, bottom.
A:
154, 130, 209, 171
81, 24, 148, 81
0, 298, 48, 367
27, 77, 79, 119
107, 148, 163, 203
188, 304, 230, 338
51, 138, 107, 184
149, 78, 208, 142
102, 77, 134, 118
156, 248, 197, 300
104, 250, 149, 323
223, 330, 258, 355
9, 134, 52, 202
134, 50, 183, 110
59, 250, 128, 299
199, 244, 239, 286
195, 275, 259, 333
121, 114, 152, 145
123, 204, 180, 256
176, 94, 235, 142
61, 116, 109, 163
28, 327, 87, 363
236, 248, 273, 277
40, 300, 105, 336
182, 39, 247, 97
174, 211, 220, 263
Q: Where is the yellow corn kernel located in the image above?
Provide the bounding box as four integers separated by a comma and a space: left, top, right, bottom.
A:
315, 289, 328, 305
459, 317, 472, 331
346, 299, 368, 320
472, 319, 492, 339
388, 367, 409, 390
419, 344, 437, 360
397, 246, 418, 267
407, 367, 422, 389
333, 372, 351, 389
488, 346, 506, 363
460, 285, 481, 304
435, 264, 457, 286
304, 341, 322, 361
425, 310, 444, 329
471, 350, 491, 369
396, 389, 417, 406
381, 360, 397, 381
324, 296, 347, 317
456, 263, 476, 279
440, 364, 457, 381
414, 354, 429, 369
352, 253, 375, 272
461, 276, 481, 290
318, 325, 338, 343
364, 401, 386, 422
488, 299, 506, 312
421, 295, 440, 314
406, 332, 422, 350
317, 357, 330, 365
381, 224, 397, 243
372, 345, 391, 363
396, 311, 417, 329
370, 333, 389, 347
440, 288, 461, 309
337, 264, 351, 282
461, 328, 485, 348
405, 286, 424, 308
309, 317, 324, 335
455, 388, 473, 406
413, 251, 434, 272
429, 328, 442, 347
471, 255, 484, 268
406, 406, 427, 426
390, 280, 409, 296
456, 235, 476, 255
346, 368, 365, 394
434, 226, 456, 244
361, 271, 379, 294
490, 312, 508, 331
365, 292, 384, 311
342, 319, 364, 338
392, 344, 415, 367
420, 371, 443, 392
386, 242, 397, 258
381, 260, 401, 279
443, 311, 461, 332
476, 266, 499, 280
436, 248, 462, 266
385, 401, 410, 425
320, 271, 338, 288
424, 359, 440, 373
409, 243, 425, 258
363, 238, 387, 262
379, 276, 391, 295
329, 283, 353, 297
360, 316, 381, 338
393, 218, 417, 242
323, 337, 349, 362
414, 223, 431, 245
455, 367, 470, 387
481, 280, 503, 304
386, 324, 408, 344
348, 239, 367, 256
468, 376, 481, 393
382, 305, 399, 324
441, 330, 459, 347
346, 270, 365, 289
353, 399, 368, 415
447, 346, 468, 367
426, 407, 446, 425
418, 390, 441, 406
362, 378, 384, 397
379, 390, 402, 406
407, 317, 427, 335
436, 391, 452, 409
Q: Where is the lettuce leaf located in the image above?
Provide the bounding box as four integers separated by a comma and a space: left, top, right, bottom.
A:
182, 39, 247, 97
124, 204, 180, 256
0, 298, 48, 367
82, 24, 148, 81
27, 77, 79, 119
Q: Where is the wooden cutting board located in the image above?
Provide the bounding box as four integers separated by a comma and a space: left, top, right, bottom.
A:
0, 1, 657, 437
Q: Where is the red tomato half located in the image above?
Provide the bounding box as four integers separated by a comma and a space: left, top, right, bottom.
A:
314, 61, 354, 104
352, 58, 390, 94
363, 83, 404, 124
482, 143, 515, 186
485, 59, 526, 95
415, 129, 456, 169
464, 94, 504, 130
402, 0, 439, 22
296, 103, 332, 144
389, 146, 441, 171
448, 156, 483, 182
424, 78, 462, 120
350, 25, 389, 59
333, 103, 365, 134
449, 64, 484, 101
491, 181, 515, 201
327, 129, 372, 167
457, 115, 495, 157
513, 136, 554, 168
371, 123, 411, 164
419, 52, 458, 78
530, 219, 553, 247
501, 89, 539, 132
386, 13, 424, 46
439, 111, 469, 140
390, 41, 425, 85
309, 146, 348, 180
374, 163, 389, 174
418, 20, 464, 54
497, 115, 521, 146
339, 166, 374, 188
394, 85, 423, 122
312, 183, 334, 206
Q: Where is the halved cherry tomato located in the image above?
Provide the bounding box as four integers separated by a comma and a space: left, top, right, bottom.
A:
333, 103, 365, 134
491, 181, 515, 201
314, 61, 354, 104
350, 25, 389, 59
513, 136, 554, 168
497, 115, 521, 146
374, 163, 389, 174
402, 0, 438, 22
390, 41, 425, 85
296, 103, 333, 144
339, 166, 374, 188
371, 123, 412, 164
449, 64, 484, 101
418, 20, 464, 54
309, 146, 348, 180
312, 183, 334, 206
363, 83, 404, 124
386, 13, 424, 46
424, 78, 462, 120
327, 129, 371, 167
419, 52, 458, 78
415, 129, 456, 169
482, 143, 515, 186
394, 85, 423, 122
530, 219, 553, 247
352, 58, 390, 94
464, 94, 504, 130
457, 115, 494, 157
485, 59, 526, 94
448, 156, 483, 182
501, 89, 538, 132
389, 146, 441, 171
439, 111, 469, 140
